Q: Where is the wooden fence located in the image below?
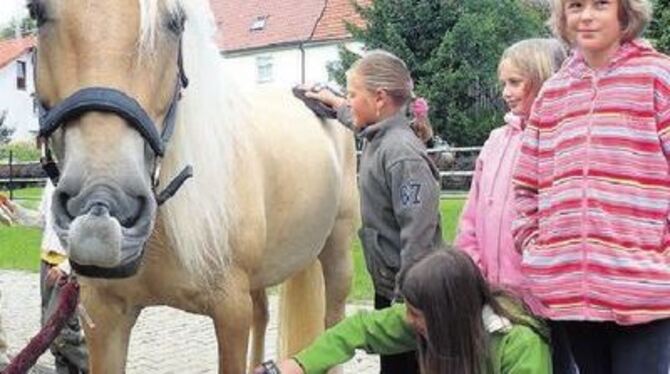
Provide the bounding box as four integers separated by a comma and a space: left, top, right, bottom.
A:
1, 146, 482, 198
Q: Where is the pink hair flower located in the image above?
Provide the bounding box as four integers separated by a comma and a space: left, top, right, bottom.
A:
412, 97, 429, 119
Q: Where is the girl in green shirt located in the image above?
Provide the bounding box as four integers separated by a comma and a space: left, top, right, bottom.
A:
256, 248, 551, 374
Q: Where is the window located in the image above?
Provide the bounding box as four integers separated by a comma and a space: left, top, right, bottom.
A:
256, 56, 273, 83
250, 16, 267, 31
16, 61, 26, 90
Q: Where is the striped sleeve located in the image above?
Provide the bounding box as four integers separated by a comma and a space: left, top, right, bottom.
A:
511, 98, 544, 252
656, 70, 670, 157
656, 68, 670, 250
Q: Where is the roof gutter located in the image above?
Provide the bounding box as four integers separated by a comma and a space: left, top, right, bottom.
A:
299, 43, 306, 84
221, 37, 352, 57
299, 0, 329, 84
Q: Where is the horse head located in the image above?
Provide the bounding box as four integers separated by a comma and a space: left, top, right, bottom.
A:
31, 0, 190, 278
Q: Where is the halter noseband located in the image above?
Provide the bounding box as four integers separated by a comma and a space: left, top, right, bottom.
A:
37, 39, 193, 206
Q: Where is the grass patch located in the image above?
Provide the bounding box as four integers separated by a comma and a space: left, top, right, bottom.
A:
0, 225, 42, 272
0, 188, 466, 301
0, 187, 44, 272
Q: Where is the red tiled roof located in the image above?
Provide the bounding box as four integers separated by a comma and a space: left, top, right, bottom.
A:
312, 0, 369, 41
0, 36, 35, 70
210, 0, 368, 53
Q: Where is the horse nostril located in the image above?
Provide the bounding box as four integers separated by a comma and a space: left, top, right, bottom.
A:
57, 191, 74, 221
119, 196, 146, 228
89, 202, 110, 217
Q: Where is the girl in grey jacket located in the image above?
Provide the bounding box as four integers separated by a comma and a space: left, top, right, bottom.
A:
307, 50, 443, 374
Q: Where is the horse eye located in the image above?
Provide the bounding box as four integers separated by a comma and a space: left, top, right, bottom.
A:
27, 0, 47, 27
166, 9, 186, 35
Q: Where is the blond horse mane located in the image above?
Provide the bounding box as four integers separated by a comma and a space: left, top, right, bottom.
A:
139, 0, 250, 280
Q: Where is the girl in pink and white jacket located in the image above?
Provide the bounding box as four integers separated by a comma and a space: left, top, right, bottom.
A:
512, 0, 670, 372
455, 38, 567, 296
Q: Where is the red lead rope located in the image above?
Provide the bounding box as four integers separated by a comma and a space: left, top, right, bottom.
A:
2, 277, 80, 374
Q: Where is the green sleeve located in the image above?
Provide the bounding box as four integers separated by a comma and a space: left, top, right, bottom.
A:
498, 325, 552, 374
294, 304, 417, 374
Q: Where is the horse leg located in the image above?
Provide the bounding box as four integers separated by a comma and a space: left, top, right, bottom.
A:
248, 289, 269, 369
80, 286, 140, 374
212, 273, 253, 374
318, 217, 354, 328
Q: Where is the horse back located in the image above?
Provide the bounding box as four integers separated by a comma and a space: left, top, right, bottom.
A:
234, 88, 357, 286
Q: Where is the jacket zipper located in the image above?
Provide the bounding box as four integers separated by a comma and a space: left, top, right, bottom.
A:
582, 72, 599, 312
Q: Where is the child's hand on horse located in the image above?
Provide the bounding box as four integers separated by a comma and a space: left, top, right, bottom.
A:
301, 83, 346, 110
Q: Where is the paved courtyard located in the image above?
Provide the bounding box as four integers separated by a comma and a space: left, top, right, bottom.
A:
0, 270, 379, 373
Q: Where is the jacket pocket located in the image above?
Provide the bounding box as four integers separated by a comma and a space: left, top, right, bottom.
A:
358, 227, 397, 294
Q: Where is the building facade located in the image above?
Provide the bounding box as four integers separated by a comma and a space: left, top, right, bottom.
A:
211, 0, 367, 89
0, 36, 36, 142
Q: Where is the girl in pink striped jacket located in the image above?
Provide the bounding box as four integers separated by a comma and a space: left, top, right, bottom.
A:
455, 38, 567, 297
512, 0, 670, 372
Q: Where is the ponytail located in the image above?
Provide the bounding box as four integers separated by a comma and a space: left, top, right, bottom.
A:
409, 96, 433, 144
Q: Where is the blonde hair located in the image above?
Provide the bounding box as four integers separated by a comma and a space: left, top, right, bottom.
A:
347, 50, 435, 143
498, 38, 568, 97
346, 49, 414, 106
411, 120, 434, 144
549, 0, 653, 45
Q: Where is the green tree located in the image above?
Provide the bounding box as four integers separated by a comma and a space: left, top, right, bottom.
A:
0, 141, 40, 162
331, 0, 547, 145
0, 112, 39, 162
649, 0, 670, 54
0, 17, 36, 39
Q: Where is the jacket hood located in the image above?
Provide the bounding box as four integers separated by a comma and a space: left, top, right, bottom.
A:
565, 38, 656, 78
503, 112, 525, 131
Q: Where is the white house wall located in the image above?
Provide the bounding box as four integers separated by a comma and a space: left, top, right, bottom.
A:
0, 43, 361, 142
221, 42, 363, 89
0, 51, 37, 142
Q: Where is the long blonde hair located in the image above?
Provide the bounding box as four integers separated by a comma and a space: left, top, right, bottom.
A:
498, 38, 568, 98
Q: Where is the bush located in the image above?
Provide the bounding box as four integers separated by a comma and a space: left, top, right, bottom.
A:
649, 0, 670, 54
0, 141, 41, 163
331, 0, 547, 146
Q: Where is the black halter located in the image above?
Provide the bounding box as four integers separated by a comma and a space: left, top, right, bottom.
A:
37, 40, 193, 206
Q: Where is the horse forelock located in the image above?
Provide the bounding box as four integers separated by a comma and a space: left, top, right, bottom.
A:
137, 0, 181, 52
144, 0, 250, 281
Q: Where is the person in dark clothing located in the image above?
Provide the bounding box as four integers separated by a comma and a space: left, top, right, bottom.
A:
306, 50, 444, 374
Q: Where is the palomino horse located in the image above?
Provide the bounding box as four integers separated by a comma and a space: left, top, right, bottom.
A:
30, 0, 357, 372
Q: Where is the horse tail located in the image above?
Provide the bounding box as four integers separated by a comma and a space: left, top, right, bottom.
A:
278, 259, 325, 358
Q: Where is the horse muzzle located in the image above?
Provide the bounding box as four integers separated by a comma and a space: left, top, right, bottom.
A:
54, 182, 157, 278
